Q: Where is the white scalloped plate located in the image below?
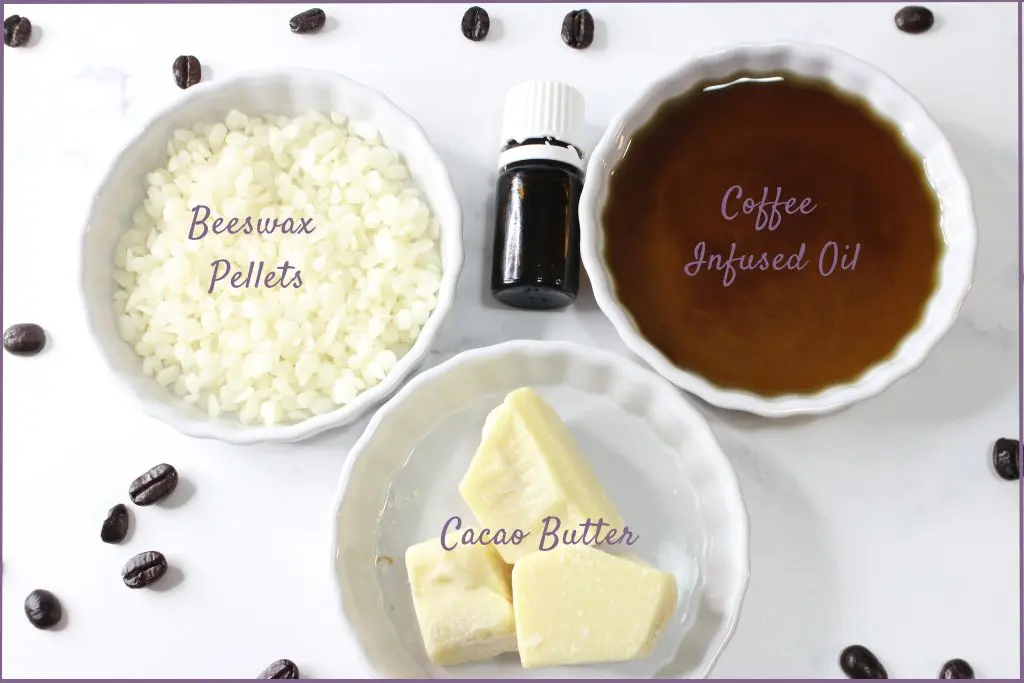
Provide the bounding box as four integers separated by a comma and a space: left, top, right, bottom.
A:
79, 68, 464, 444
330, 340, 749, 678
579, 42, 977, 417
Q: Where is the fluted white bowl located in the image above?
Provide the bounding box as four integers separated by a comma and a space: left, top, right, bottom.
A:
79, 69, 463, 444
579, 42, 977, 417
331, 340, 750, 679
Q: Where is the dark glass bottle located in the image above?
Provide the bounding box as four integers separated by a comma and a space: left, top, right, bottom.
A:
490, 81, 586, 311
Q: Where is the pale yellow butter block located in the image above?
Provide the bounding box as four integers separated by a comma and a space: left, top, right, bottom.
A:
404, 539, 518, 666
511, 545, 678, 668
459, 387, 624, 564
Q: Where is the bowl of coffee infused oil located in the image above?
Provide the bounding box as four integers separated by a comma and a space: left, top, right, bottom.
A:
579, 42, 977, 417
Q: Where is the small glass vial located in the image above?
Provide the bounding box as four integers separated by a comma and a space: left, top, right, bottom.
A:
490, 81, 586, 310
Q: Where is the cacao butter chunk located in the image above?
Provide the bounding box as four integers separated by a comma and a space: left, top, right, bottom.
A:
405, 539, 518, 666
459, 387, 625, 564
511, 545, 678, 668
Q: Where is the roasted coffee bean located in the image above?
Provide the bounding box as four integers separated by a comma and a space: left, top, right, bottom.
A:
895, 6, 935, 34
840, 645, 888, 679
290, 8, 326, 34
4, 15, 31, 47
3, 323, 46, 356
172, 55, 202, 90
122, 551, 168, 588
461, 6, 490, 41
561, 9, 595, 50
100, 503, 130, 544
129, 463, 179, 506
992, 437, 1020, 481
939, 658, 975, 679
258, 659, 300, 679
24, 589, 61, 629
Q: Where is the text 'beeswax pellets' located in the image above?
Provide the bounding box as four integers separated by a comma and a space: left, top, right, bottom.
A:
405, 539, 518, 666
511, 545, 678, 668
459, 387, 624, 564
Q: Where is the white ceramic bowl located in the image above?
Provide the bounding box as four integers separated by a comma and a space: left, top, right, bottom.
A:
80, 69, 464, 444
579, 42, 977, 417
331, 340, 749, 679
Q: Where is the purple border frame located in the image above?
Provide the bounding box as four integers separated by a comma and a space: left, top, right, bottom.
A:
0, 0, 1020, 680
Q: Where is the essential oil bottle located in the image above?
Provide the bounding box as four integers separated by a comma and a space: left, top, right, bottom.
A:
490, 81, 586, 310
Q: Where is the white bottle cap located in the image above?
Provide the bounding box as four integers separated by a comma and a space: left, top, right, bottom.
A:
498, 80, 586, 171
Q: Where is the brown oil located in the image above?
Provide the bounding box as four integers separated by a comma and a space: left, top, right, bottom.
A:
601, 72, 942, 396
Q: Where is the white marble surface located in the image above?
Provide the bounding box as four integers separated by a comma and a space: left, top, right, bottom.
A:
1, 2, 1019, 678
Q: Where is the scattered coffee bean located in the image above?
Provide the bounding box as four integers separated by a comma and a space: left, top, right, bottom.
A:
3, 323, 46, 356
461, 6, 490, 41
129, 463, 179, 506
122, 551, 168, 588
172, 55, 202, 90
258, 659, 300, 679
4, 15, 31, 47
894, 6, 935, 34
840, 645, 888, 679
992, 438, 1020, 481
100, 503, 130, 544
24, 589, 61, 629
290, 8, 326, 34
939, 658, 975, 679
561, 9, 595, 50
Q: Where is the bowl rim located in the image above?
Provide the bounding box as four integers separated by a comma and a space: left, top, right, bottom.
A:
78, 67, 465, 445
329, 339, 751, 679
578, 41, 979, 418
